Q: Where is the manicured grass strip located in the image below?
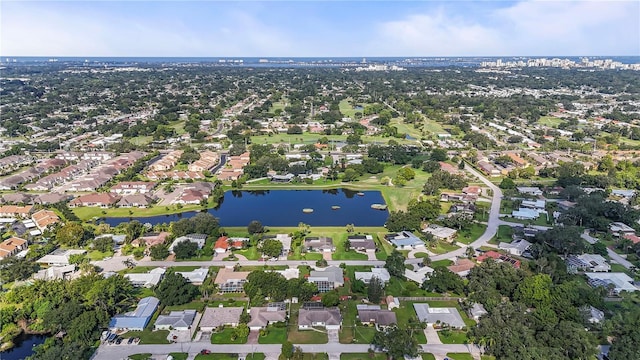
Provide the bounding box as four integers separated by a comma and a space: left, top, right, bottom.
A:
258, 326, 288, 344
210, 328, 248, 344
341, 354, 388, 360
169, 353, 188, 360
446, 353, 474, 360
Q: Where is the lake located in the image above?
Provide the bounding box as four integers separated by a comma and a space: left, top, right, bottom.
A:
103, 189, 389, 227
2, 334, 47, 360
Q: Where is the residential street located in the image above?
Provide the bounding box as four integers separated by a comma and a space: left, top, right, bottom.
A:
91, 342, 480, 360
431, 163, 503, 261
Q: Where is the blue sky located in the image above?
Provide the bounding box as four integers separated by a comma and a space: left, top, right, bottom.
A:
1, 1, 639, 57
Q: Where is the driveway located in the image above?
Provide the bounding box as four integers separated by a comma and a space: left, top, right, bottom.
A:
247, 330, 259, 344
327, 329, 339, 343
424, 325, 442, 345
366, 250, 377, 260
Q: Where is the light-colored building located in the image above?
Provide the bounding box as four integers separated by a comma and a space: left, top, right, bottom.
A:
175, 267, 208, 285
308, 266, 344, 292
585, 272, 638, 293
413, 303, 466, 329
154, 310, 197, 331
37, 249, 86, 266
298, 308, 341, 330
168, 234, 207, 253
422, 224, 457, 242
199, 306, 244, 332
0, 236, 28, 260
124, 267, 166, 288
567, 254, 611, 272
214, 267, 250, 293
247, 304, 287, 330
109, 297, 160, 331
385, 231, 424, 250
355, 268, 390, 285
516, 186, 543, 196
498, 239, 532, 256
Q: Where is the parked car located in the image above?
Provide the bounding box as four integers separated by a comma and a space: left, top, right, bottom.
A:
200, 350, 211, 355
115, 338, 123, 345
127, 338, 134, 344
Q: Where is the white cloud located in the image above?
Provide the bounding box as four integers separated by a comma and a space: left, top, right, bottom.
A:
0, 3, 295, 56
369, 0, 640, 56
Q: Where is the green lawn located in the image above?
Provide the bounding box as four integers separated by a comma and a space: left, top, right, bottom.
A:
87, 249, 113, 261
430, 241, 461, 255
258, 326, 288, 344
339, 301, 377, 344
430, 259, 454, 268
391, 301, 427, 343
210, 328, 248, 344
128, 354, 151, 360
122, 330, 170, 344
164, 301, 206, 312
537, 116, 565, 127
168, 353, 188, 360
438, 330, 469, 344
338, 98, 359, 118
235, 246, 261, 260
288, 303, 329, 344
72, 203, 210, 221
195, 355, 237, 360
341, 354, 388, 360
456, 223, 487, 245
422, 355, 436, 360
446, 353, 474, 360
491, 225, 514, 245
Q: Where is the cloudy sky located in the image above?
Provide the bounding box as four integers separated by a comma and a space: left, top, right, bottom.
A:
1, 1, 638, 57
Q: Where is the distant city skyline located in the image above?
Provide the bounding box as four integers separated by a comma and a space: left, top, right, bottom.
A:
1, 1, 639, 57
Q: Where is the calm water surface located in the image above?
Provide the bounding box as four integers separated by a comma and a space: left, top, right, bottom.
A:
103, 189, 388, 227
2, 334, 47, 360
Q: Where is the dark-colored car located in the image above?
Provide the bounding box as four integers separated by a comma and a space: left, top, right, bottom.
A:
127, 338, 134, 344
115, 338, 123, 345
200, 350, 211, 355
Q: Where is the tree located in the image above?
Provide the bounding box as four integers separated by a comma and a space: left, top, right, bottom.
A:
499, 177, 516, 190
155, 272, 199, 306
282, 341, 294, 359
372, 326, 420, 360
321, 291, 339, 307
422, 267, 464, 294
342, 168, 359, 182
56, 222, 86, 247
231, 323, 249, 341
93, 237, 113, 253
173, 240, 199, 259
149, 244, 169, 260
430, 148, 448, 161
260, 238, 283, 259
0, 257, 39, 283
514, 274, 552, 308
385, 250, 405, 278
247, 220, 264, 234
367, 276, 384, 303
346, 224, 355, 234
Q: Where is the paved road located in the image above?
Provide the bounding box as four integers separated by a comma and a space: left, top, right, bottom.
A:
581, 230, 635, 270
91, 342, 477, 360
431, 163, 503, 261
135, 259, 385, 267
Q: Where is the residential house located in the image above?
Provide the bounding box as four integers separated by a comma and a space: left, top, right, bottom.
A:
506, 153, 528, 167
477, 161, 501, 177
214, 236, 246, 254
33, 264, 78, 281
132, 232, 170, 248
69, 193, 120, 208
37, 249, 86, 266
581, 305, 605, 324
148, 150, 183, 171
175, 267, 208, 285
199, 307, 244, 332
422, 224, 457, 242
447, 258, 476, 277
347, 235, 376, 251
385, 231, 424, 250
110, 181, 156, 195
33, 193, 72, 205
124, 268, 166, 288
511, 208, 540, 220
214, 267, 250, 293
109, 297, 160, 331
622, 233, 640, 245
0, 237, 28, 260
247, 304, 287, 330
0, 205, 33, 218
117, 194, 155, 208
462, 186, 482, 196
2, 193, 34, 204
357, 305, 397, 328
308, 266, 344, 292
354, 268, 391, 285
521, 200, 546, 210
585, 272, 638, 293
498, 239, 532, 256
169, 234, 207, 253
557, 200, 577, 211
516, 186, 543, 196
175, 189, 208, 205
404, 265, 435, 284
413, 303, 466, 329
468, 303, 488, 321
609, 222, 636, 237
154, 310, 197, 331
262, 234, 292, 256
188, 151, 219, 172
31, 210, 60, 231
298, 308, 342, 330
304, 237, 335, 252
567, 254, 611, 273
477, 250, 521, 268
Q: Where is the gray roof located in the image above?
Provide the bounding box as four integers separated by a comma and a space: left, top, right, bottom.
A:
385, 231, 423, 247
200, 307, 244, 328
309, 266, 344, 285
131, 297, 160, 318
298, 308, 342, 326
357, 309, 397, 326
247, 307, 287, 328
413, 303, 466, 329
154, 310, 196, 328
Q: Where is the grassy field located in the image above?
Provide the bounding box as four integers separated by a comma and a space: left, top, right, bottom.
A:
87, 249, 113, 261
122, 330, 170, 344
430, 259, 454, 268
537, 116, 565, 127
338, 98, 360, 118
195, 355, 237, 360
339, 301, 377, 344
446, 353, 474, 360
391, 301, 427, 343
456, 223, 487, 245
341, 354, 388, 360
72, 203, 207, 221
164, 301, 206, 312
422, 354, 436, 360
211, 328, 248, 344
130, 136, 153, 145
288, 303, 329, 344
128, 354, 151, 360
258, 326, 288, 344
438, 330, 469, 344
168, 353, 188, 360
